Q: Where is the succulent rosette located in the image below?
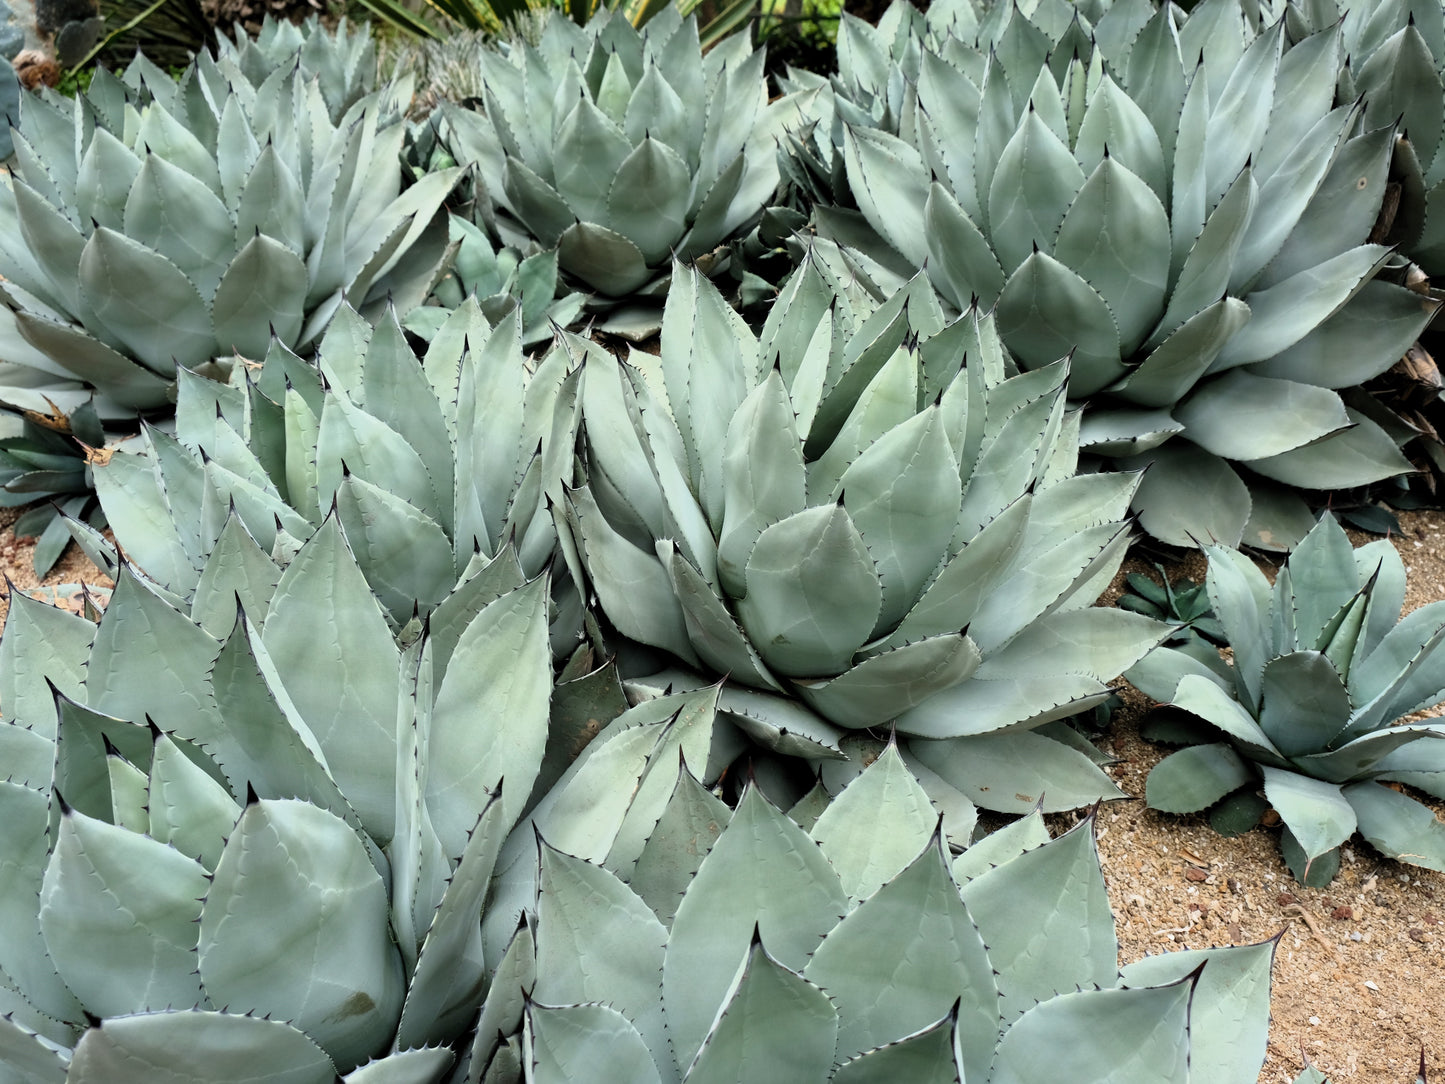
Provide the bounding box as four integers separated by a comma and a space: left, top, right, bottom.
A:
1130, 513, 1445, 885
432, 7, 806, 302
784, 0, 1438, 549
565, 251, 1167, 814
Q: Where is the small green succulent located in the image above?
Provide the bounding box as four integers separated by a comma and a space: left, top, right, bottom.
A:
0, 398, 105, 576
1129, 513, 1445, 885
475, 735, 1279, 1083
405, 215, 588, 347
1118, 563, 1227, 650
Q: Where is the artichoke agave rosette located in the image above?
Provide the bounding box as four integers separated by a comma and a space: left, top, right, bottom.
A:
1129, 513, 1445, 884
0, 509, 569, 1081
566, 256, 1167, 812
796, 0, 1438, 549
0, 44, 459, 425
212, 14, 381, 124
473, 737, 1278, 1084
78, 300, 585, 653
433, 7, 802, 301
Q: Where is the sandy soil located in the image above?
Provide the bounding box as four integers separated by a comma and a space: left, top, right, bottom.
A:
0, 505, 1441, 1083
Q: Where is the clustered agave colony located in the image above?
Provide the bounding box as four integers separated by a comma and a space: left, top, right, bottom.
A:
792, 0, 1439, 550
2, 0, 1445, 1081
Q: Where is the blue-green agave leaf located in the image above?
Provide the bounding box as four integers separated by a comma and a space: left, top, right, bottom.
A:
960, 818, 1116, 1021
685, 935, 837, 1084
990, 981, 1191, 1084
663, 785, 846, 1072
65, 1011, 336, 1084
1146, 742, 1256, 814
1344, 780, 1445, 872
524, 1001, 662, 1084
199, 798, 404, 1073
40, 805, 209, 1017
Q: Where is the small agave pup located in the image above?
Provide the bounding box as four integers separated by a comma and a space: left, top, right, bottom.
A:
0, 512, 573, 1081
432, 7, 803, 303
1128, 514, 1445, 886
474, 735, 1279, 1084
566, 253, 1168, 818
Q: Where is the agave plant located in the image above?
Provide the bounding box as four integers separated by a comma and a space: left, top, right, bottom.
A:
211, 14, 381, 124
1117, 563, 1228, 651
776, 0, 1173, 214
474, 734, 1278, 1083
564, 252, 1167, 817
1128, 513, 1445, 885
432, 7, 804, 304
0, 38, 459, 558
406, 215, 589, 347
0, 504, 577, 1080
74, 301, 585, 654
0, 43, 457, 423
788, 0, 1438, 549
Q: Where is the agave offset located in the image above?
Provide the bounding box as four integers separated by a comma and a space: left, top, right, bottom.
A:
432, 7, 802, 301
77, 301, 584, 653
566, 251, 1166, 816
789, 0, 1438, 549
0, 514, 570, 1080
474, 735, 1278, 1084
1129, 514, 1445, 885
